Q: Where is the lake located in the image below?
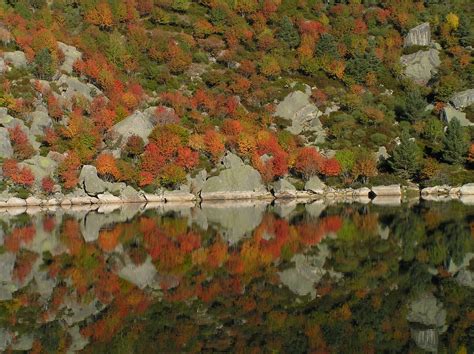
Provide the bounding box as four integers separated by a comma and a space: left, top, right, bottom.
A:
0, 200, 473, 353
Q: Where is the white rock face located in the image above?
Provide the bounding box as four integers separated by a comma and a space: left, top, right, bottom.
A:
57, 41, 82, 74
404, 23, 431, 47
29, 110, 52, 136
400, 48, 440, 85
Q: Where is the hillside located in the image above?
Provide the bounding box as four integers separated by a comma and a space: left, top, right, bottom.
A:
0, 0, 473, 202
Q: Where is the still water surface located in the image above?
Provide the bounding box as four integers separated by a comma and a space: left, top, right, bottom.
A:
0, 200, 473, 353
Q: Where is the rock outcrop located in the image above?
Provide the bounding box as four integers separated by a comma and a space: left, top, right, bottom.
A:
273, 84, 325, 143
201, 153, 271, 200
19, 156, 57, 185
440, 106, 473, 127
404, 23, 431, 47
450, 89, 474, 110
400, 48, 440, 85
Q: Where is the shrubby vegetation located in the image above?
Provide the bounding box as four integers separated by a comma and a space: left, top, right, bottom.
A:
0, 0, 472, 194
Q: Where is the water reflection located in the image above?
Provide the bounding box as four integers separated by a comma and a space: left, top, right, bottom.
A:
0, 201, 473, 353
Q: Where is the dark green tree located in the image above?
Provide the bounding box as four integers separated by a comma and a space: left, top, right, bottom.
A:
443, 118, 469, 164
457, 14, 473, 47
395, 88, 428, 122
34, 48, 55, 80
390, 130, 423, 179
277, 16, 300, 49
315, 34, 338, 58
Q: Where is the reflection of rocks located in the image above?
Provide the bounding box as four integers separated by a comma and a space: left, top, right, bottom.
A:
118, 256, 160, 289
279, 244, 340, 298
63, 298, 106, 326
200, 200, 268, 244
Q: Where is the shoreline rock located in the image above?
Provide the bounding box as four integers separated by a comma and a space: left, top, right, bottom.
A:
1, 183, 473, 209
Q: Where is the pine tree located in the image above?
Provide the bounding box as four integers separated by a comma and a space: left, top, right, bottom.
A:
443, 118, 469, 164
278, 16, 300, 49
390, 130, 423, 179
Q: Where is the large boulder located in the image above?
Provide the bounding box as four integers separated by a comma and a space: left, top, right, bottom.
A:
57, 41, 82, 74
110, 111, 154, 145
0, 127, 13, 158
3, 51, 27, 68
201, 153, 271, 200
441, 106, 474, 127
304, 176, 326, 194
273, 84, 325, 143
450, 89, 474, 110
28, 110, 52, 136
272, 179, 297, 199
400, 48, 440, 85
404, 23, 431, 47
79, 165, 106, 196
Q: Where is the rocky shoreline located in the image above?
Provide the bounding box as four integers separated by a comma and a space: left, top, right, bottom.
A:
1, 182, 473, 210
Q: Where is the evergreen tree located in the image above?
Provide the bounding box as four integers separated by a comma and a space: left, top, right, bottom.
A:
278, 16, 300, 49
34, 48, 55, 80
443, 118, 469, 164
395, 88, 428, 122
315, 34, 338, 58
390, 130, 423, 179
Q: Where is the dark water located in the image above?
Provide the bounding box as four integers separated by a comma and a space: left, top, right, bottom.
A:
0, 200, 473, 353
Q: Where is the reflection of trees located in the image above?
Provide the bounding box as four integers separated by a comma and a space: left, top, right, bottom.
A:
0, 203, 472, 352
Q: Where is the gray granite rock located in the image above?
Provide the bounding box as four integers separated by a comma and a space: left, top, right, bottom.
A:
407, 292, 446, 329
3, 51, 27, 68
450, 89, 474, 110
110, 111, 154, 145
371, 185, 401, 196
79, 165, 106, 196
404, 23, 431, 47
304, 176, 326, 193
273, 84, 325, 142
272, 179, 297, 198
201, 154, 270, 200
400, 48, 440, 85
57, 41, 82, 74
0, 127, 13, 158
441, 106, 474, 127
29, 110, 52, 136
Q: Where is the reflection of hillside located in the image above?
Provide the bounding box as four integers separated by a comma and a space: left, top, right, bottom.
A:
0, 201, 472, 352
